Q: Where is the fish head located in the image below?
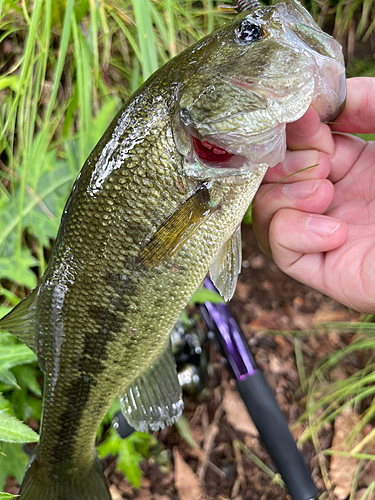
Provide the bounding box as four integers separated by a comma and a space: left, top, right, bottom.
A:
174, 0, 345, 178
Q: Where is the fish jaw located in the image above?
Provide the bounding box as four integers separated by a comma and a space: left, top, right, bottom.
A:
173, 0, 345, 180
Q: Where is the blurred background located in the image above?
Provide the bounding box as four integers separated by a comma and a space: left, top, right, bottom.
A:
0, 1, 375, 499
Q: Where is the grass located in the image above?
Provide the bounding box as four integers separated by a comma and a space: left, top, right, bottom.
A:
1, 0, 375, 496
292, 319, 375, 498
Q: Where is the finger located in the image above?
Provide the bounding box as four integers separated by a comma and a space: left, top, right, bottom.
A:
286, 106, 335, 155
327, 142, 374, 219
253, 179, 334, 255
330, 77, 375, 134
328, 132, 367, 183
263, 150, 330, 183
268, 209, 348, 291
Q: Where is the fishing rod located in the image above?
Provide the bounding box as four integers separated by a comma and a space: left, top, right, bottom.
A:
198, 278, 318, 500
114, 278, 318, 500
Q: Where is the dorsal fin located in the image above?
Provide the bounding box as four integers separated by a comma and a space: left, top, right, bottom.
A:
209, 225, 242, 302
120, 343, 183, 433
0, 288, 38, 354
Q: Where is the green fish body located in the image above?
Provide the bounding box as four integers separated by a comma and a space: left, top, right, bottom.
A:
0, 1, 345, 499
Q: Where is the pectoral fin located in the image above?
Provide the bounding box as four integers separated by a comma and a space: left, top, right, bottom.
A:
120, 344, 183, 433
0, 288, 38, 353
209, 225, 242, 301
139, 185, 217, 270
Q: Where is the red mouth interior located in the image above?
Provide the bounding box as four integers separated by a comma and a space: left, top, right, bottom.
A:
192, 136, 234, 165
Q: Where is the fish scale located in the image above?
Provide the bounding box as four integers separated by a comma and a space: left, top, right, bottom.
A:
0, 2, 345, 498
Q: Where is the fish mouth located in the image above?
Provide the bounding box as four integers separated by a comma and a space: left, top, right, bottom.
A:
183, 123, 286, 179
179, 72, 315, 176
191, 135, 247, 169
179, 65, 338, 179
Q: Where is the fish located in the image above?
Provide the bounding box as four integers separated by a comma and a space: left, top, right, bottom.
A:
0, 1, 345, 499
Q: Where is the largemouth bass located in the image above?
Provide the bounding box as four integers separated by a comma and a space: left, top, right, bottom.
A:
0, 1, 345, 499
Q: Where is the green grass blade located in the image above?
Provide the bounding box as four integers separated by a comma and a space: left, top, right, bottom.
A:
72, 15, 92, 165
131, 0, 159, 81
0, 0, 43, 143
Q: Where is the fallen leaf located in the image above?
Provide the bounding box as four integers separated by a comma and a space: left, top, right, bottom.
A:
173, 448, 205, 500
235, 281, 250, 302
109, 485, 123, 500
223, 387, 258, 436
312, 302, 356, 324
133, 488, 152, 500
330, 407, 361, 500
359, 459, 375, 488
291, 313, 313, 331
250, 310, 290, 330
354, 488, 371, 500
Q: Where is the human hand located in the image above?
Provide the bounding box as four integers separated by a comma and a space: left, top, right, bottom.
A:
252, 77, 375, 313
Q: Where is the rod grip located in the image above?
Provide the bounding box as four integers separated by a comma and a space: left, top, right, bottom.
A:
236, 371, 318, 500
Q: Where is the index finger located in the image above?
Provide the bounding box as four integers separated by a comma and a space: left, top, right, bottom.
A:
330, 77, 375, 134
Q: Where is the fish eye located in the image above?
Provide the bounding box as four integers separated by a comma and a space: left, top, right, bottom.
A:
235, 20, 262, 44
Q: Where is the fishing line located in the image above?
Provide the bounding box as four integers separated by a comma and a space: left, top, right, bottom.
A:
251, 164, 319, 208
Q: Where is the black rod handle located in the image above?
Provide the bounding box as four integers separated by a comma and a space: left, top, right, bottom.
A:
236, 372, 318, 500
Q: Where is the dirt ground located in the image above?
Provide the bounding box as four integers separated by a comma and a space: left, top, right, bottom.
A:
101, 226, 365, 500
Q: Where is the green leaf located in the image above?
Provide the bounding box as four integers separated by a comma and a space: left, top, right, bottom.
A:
0, 76, 19, 93
117, 439, 143, 488
0, 396, 10, 412
0, 370, 17, 388
0, 308, 12, 320
97, 428, 121, 458
0, 344, 37, 371
0, 344, 37, 388
189, 288, 225, 305
98, 428, 153, 488
0, 411, 39, 443
0, 442, 30, 490
0, 252, 38, 290
12, 366, 42, 398
130, 433, 155, 458
0, 492, 18, 499
132, 0, 159, 81
242, 203, 253, 225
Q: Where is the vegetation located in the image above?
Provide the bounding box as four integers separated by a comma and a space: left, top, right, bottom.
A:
0, 0, 375, 495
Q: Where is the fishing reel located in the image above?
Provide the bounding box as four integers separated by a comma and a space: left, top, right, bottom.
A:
171, 317, 209, 396
113, 314, 211, 439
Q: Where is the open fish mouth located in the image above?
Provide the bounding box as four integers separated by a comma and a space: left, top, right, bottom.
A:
181, 64, 344, 180
178, 72, 317, 179
191, 136, 246, 169
183, 121, 286, 179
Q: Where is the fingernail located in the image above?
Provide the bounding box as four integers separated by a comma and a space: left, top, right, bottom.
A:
282, 150, 320, 172
282, 180, 321, 199
306, 215, 341, 236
